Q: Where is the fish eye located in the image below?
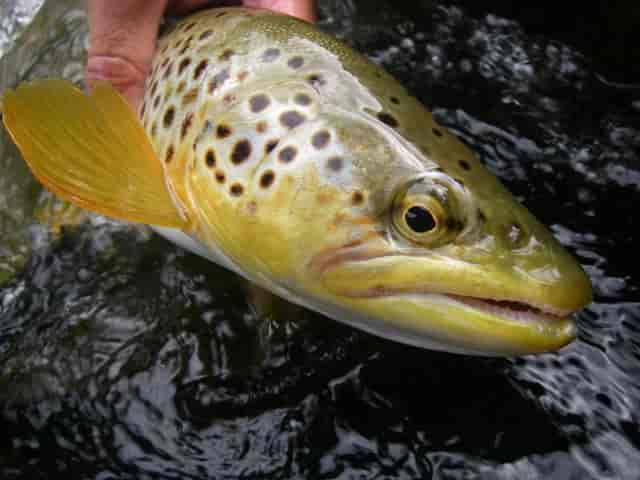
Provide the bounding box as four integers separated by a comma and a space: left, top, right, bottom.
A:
404, 205, 436, 233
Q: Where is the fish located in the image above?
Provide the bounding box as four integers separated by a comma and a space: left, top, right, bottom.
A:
0, 7, 592, 356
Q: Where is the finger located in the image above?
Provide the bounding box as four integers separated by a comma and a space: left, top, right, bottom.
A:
242, 0, 315, 22
86, 0, 168, 109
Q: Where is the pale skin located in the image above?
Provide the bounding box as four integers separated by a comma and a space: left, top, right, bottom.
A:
86, 0, 316, 109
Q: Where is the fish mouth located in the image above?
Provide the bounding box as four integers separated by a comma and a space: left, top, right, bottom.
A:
311, 244, 586, 355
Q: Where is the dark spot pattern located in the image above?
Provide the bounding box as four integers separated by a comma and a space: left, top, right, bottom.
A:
165, 145, 174, 163
432, 127, 443, 137
199, 30, 213, 40
278, 146, 297, 163
153, 95, 160, 109
307, 74, 327, 88
287, 56, 304, 69
163, 107, 175, 128
478, 211, 487, 222
390, 96, 400, 104
250, 94, 270, 113
215, 12, 227, 18
327, 156, 344, 172
351, 191, 364, 205
178, 57, 191, 75
194, 59, 208, 79
256, 122, 268, 134
140, 101, 146, 118
216, 124, 232, 138
219, 49, 235, 61
294, 93, 312, 106
208, 69, 229, 93
260, 170, 275, 188
459, 159, 471, 171
265, 140, 279, 154
215, 171, 226, 183
205, 149, 216, 167
231, 139, 252, 164
151, 122, 157, 137
230, 183, 244, 196
280, 111, 306, 129
377, 112, 399, 128
177, 81, 186, 94
163, 62, 173, 79
312, 130, 330, 149
262, 48, 281, 62
151, 80, 159, 96
181, 113, 194, 139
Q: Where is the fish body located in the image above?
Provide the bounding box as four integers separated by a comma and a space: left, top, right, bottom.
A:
1, 8, 592, 356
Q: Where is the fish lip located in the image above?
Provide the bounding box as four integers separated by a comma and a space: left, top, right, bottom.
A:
311, 246, 576, 320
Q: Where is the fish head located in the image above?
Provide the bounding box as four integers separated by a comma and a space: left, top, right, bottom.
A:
297, 106, 593, 355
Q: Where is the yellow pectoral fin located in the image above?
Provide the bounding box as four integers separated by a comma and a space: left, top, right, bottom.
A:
1, 79, 186, 228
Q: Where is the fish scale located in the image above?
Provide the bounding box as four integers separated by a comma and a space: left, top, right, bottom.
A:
1, 7, 592, 356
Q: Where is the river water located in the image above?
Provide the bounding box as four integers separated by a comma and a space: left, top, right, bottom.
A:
1, 1, 639, 478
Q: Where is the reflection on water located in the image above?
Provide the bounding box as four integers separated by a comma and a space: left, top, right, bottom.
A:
1, 0, 640, 478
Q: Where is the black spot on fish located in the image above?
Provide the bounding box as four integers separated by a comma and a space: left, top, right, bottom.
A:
181, 113, 194, 140
215, 170, 226, 183
278, 146, 297, 163
256, 121, 268, 134
377, 112, 399, 128
287, 56, 305, 69
262, 48, 281, 62
205, 149, 216, 168
327, 156, 344, 172
260, 170, 275, 188
163, 62, 173, 79
312, 130, 331, 149
307, 74, 327, 88
140, 101, 146, 118
459, 159, 471, 171
351, 191, 364, 206
178, 57, 191, 75
216, 124, 232, 139
165, 144, 174, 163
151, 80, 159, 96
231, 139, 252, 164
208, 69, 229, 93
219, 49, 235, 61
199, 30, 213, 40
250, 94, 270, 113
194, 59, 208, 79
215, 11, 227, 18
163, 106, 175, 128
265, 140, 279, 154
432, 127, 443, 137
478, 211, 486, 222
390, 96, 400, 104
230, 183, 244, 196
294, 93, 312, 106
280, 111, 305, 129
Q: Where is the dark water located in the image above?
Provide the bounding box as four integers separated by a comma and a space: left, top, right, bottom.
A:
1, 1, 639, 478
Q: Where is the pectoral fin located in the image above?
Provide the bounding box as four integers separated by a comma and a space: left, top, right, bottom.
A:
1, 79, 186, 228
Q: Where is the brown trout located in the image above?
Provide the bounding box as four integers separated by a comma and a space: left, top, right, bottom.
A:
1, 7, 592, 356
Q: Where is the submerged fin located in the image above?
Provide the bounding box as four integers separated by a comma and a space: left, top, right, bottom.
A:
1, 79, 186, 228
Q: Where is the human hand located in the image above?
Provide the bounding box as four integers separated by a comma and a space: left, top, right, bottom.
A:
86, 1, 316, 110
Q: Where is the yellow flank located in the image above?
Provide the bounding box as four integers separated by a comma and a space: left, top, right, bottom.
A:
1, 80, 187, 228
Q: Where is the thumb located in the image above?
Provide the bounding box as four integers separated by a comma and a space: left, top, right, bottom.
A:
86, 0, 168, 110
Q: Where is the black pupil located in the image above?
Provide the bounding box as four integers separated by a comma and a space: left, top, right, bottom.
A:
405, 206, 436, 233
